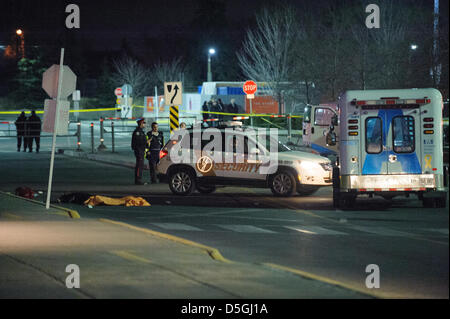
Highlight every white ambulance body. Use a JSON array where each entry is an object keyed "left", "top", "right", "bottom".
[
  {"left": 302, "top": 103, "right": 339, "bottom": 157},
  {"left": 333, "top": 88, "right": 447, "bottom": 208}
]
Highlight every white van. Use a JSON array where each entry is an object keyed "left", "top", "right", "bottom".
[
  {"left": 302, "top": 103, "right": 339, "bottom": 157},
  {"left": 330, "top": 88, "right": 447, "bottom": 208}
]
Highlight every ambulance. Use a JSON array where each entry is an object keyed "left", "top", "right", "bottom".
[{"left": 330, "top": 88, "right": 448, "bottom": 208}]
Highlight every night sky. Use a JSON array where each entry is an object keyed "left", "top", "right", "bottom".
[
  {"left": 1, "top": 0, "right": 441, "bottom": 51},
  {"left": 0, "top": 0, "right": 302, "bottom": 49},
  {"left": 0, "top": 0, "right": 446, "bottom": 99}
]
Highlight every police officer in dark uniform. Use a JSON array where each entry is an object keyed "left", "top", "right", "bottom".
[
  {"left": 27, "top": 110, "right": 41, "bottom": 153},
  {"left": 202, "top": 101, "right": 210, "bottom": 124},
  {"left": 146, "top": 122, "right": 164, "bottom": 184},
  {"left": 131, "top": 118, "right": 147, "bottom": 185},
  {"left": 15, "top": 111, "right": 27, "bottom": 152}
]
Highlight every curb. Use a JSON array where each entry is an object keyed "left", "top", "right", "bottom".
[
  {"left": 63, "top": 150, "right": 139, "bottom": 169},
  {"left": 0, "top": 191, "right": 80, "bottom": 219},
  {"left": 262, "top": 263, "right": 403, "bottom": 299},
  {"left": 99, "top": 218, "right": 231, "bottom": 263},
  {"left": 100, "top": 218, "right": 390, "bottom": 298}
]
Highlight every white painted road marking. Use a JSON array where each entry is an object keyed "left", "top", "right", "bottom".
[
  {"left": 148, "top": 222, "right": 446, "bottom": 239},
  {"left": 350, "top": 226, "right": 415, "bottom": 237},
  {"left": 217, "top": 225, "right": 276, "bottom": 233},
  {"left": 421, "top": 228, "right": 449, "bottom": 236},
  {"left": 151, "top": 223, "right": 203, "bottom": 231},
  {"left": 285, "top": 226, "right": 348, "bottom": 235}
]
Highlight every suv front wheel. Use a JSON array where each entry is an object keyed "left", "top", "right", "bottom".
[
  {"left": 168, "top": 168, "right": 196, "bottom": 196},
  {"left": 270, "top": 170, "right": 296, "bottom": 197}
]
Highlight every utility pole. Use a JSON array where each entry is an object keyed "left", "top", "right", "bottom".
[{"left": 432, "top": 0, "right": 441, "bottom": 86}]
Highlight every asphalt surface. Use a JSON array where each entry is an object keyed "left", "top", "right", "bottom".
[
  {"left": 0, "top": 138, "right": 448, "bottom": 299},
  {"left": 3, "top": 194, "right": 361, "bottom": 299}
]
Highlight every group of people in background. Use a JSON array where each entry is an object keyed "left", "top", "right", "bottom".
[
  {"left": 202, "top": 98, "right": 242, "bottom": 123},
  {"left": 14, "top": 111, "right": 42, "bottom": 153}
]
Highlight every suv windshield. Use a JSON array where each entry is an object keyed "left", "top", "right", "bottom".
[{"left": 261, "top": 136, "right": 291, "bottom": 153}]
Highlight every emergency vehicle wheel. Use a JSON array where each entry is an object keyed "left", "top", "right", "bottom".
[
  {"left": 196, "top": 184, "right": 216, "bottom": 194},
  {"left": 270, "top": 170, "right": 296, "bottom": 197},
  {"left": 333, "top": 189, "right": 340, "bottom": 208},
  {"left": 168, "top": 168, "right": 196, "bottom": 196},
  {"left": 341, "top": 196, "right": 356, "bottom": 209},
  {"left": 332, "top": 166, "right": 340, "bottom": 208},
  {"left": 423, "top": 197, "right": 446, "bottom": 208},
  {"left": 436, "top": 197, "right": 447, "bottom": 208}
]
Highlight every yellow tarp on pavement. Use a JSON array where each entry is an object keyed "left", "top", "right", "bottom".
[{"left": 84, "top": 195, "right": 151, "bottom": 207}]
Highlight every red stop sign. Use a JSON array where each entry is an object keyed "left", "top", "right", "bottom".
[
  {"left": 243, "top": 80, "right": 257, "bottom": 95},
  {"left": 114, "top": 88, "right": 123, "bottom": 96}
]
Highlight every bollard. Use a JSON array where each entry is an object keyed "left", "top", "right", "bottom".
[
  {"left": 287, "top": 113, "right": 292, "bottom": 140},
  {"left": 111, "top": 122, "right": 115, "bottom": 153},
  {"left": 76, "top": 122, "right": 82, "bottom": 151},
  {"left": 90, "top": 122, "right": 94, "bottom": 153},
  {"left": 98, "top": 117, "right": 107, "bottom": 151}
]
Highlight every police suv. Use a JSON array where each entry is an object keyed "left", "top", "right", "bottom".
[{"left": 157, "top": 122, "right": 333, "bottom": 196}]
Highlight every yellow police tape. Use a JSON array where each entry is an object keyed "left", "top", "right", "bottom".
[
  {"left": 0, "top": 105, "right": 303, "bottom": 118},
  {"left": 0, "top": 107, "right": 120, "bottom": 115},
  {"left": 133, "top": 105, "right": 303, "bottom": 118}
]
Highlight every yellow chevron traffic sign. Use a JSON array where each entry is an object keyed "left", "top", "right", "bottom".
[{"left": 170, "top": 105, "right": 179, "bottom": 133}]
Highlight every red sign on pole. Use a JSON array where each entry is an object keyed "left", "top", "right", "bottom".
[
  {"left": 114, "top": 88, "right": 123, "bottom": 96},
  {"left": 243, "top": 80, "right": 257, "bottom": 95},
  {"left": 245, "top": 96, "right": 279, "bottom": 114}
]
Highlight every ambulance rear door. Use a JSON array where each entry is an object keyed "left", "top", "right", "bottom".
[{"left": 360, "top": 100, "right": 422, "bottom": 175}]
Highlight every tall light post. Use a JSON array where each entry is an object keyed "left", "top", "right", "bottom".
[
  {"left": 432, "top": 0, "right": 441, "bottom": 86},
  {"left": 207, "top": 48, "right": 215, "bottom": 82},
  {"left": 409, "top": 44, "right": 418, "bottom": 64},
  {"left": 16, "top": 29, "right": 25, "bottom": 59}
]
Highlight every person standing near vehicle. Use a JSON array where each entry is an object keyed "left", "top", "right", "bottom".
[
  {"left": 228, "top": 99, "right": 241, "bottom": 114},
  {"left": 131, "top": 118, "right": 147, "bottom": 185},
  {"left": 146, "top": 122, "right": 164, "bottom": 184},
  {"left": 217, "top": 98, "right": 225, "bottom": 122},
  {"left": 210, "top": 99, "right": 220, "bottom": 127},
  {"left": 202, "top": 101, "right": 210, "bottom": 123},
  {"left": 15, "top": 111, "right": 27, "bottom": 152},
  {"left": 27, "top": 110, "right": 41, "bottom": 153}
]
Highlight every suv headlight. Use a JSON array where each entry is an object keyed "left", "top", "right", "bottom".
[
  {"left": 319, "top": 162, "right": 333, "bottom": 171},
  {"left": 297, "top": 161, "right": 318, "bottom": 170}
]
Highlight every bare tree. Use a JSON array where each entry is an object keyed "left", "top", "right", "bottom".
[
  {"left": 237, "top": 6, "right": 298, "bottom": 113},
  {"left": 112, "top": 55, "right": 151, "bottom": 98},
  {"left": 153, "top": 57, "right": 185, "bottom": 88},
  {"left": 368, "top": 0, "right": 411, "bottom": 88}
]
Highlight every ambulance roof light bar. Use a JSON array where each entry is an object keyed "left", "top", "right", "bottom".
[{"left": 351, "top": 98, "right": 431, "bottom": 106}]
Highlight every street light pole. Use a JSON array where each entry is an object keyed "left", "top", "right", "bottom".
[
  {"left": 432, "top": 0, "right": 441, "bottom": 86},
  {"left": 207, "top": 48, "right": 215, "bottom": 82},
  {"left": 16, "top": 29, "right": 25, "bottom": 59}
]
